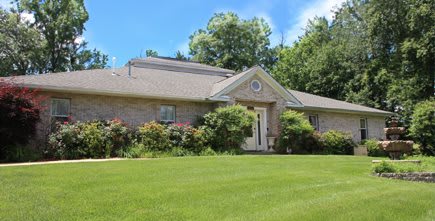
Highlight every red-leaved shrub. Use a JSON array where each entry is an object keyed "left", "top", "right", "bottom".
[{"left": 0, "top": 79, "right": 45, "bottom": 158}]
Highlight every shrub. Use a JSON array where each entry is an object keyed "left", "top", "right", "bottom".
[
  {"left": 409, "top": 99, "right": 435, "bottom": 156},
  {"left": 137, "top": 121, "right": 170, "bottom": 151},
  {"left": 202, "top": 105, "right": 255, "bottom": 151},
  {"left": 321, "top": 130, "right": 356, "bottom": 155},
  {"left": 363, "top": 138, "right": 386, "bottom": 157},
  {"left": 47, "top": 119, "right": 131, "bottom": 159},
  {"left": 199, "top": 147, "right": 217, "bottom": 156},
  {"left": 116, "top": 143, "right": 146, "bottom": 158},
  {"left": 167, "top": 122, "right": 207, "bottom": 153},
  {"left": 372, "top": 161, "right": 426, "bottom": 173},
  {"left": 276, "top": 110, "right": 314, "bottom": 153},
  {"left": 0, "top": 80, "right": 45, "bottom": 160}
]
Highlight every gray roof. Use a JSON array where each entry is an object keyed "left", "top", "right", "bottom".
[
  {"left": 289, "top": 89, "right": 392, "bottom": 115},
  {"left": 2, "top": 57, "right": 392, "bottom": 115}
]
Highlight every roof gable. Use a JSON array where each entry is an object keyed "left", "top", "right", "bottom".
[{"left": 210, "top": 66, "right": 303, "bottom": 107}]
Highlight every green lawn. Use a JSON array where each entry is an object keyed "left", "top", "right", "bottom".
[{"left": 0, "top": 155, "right": 434, "bottom": 221}]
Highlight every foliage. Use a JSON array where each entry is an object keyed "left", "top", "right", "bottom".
[
  {"left": 145, "top": 49, "right": 158, "bottom": 57},
  {"left": 199, "top": 147, "right": 217, "bottom": 156},
  {"left": 363, "top": 138, "right": 386, "bottom": 157},
  {"left": 189, "top": 12, "right": 275, "bottom": 71},
  {"left": 409, "top": 99, "right": 435, "bottom": 156},
  {"left": 276, "top": 110, "right": 314, "bottom": 153},
  {"left": 272, "top": 0, "right": 435, "bottom": 125},
  {"left": 0, "top": 80, "right": 44, "bottom": 159},
  {"left": 372, "top": 161, "right": 426, "bottom": 173},
  {"left": 137, "top": 121, "right": 171, "bottom": 151},
  {"left": 47, "top": 119, "right": 131, "bottom": 159},
  {"left": 0, "top": 1, "right": 107, "bottom": 76},
  {"left": 320, "top": 130, "right": 356, "bottom": 155},
  {"left": 202, "top": 105, "right": 255, "bottom": 151},
  {"left": 167, "top": 122, "right": 207, "bottom": 153},
  {"left": 116, "top": 143, "right": 146, "bottom": 159}
]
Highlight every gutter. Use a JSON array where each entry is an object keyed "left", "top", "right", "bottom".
[
  {"left": 21, "top": 84, "right": 218, "bottom": 103},
  {"left": 289, "top": 105, "right": 394, "bottom": 117}
]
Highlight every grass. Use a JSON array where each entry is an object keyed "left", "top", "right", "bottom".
[{"left": 0, "top": 155, "right": 434, "bottom": 221}]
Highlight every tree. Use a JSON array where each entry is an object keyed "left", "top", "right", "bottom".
[
  {"left": 145, "top": 49, "right": 158, "bottom": 57},
  {"left": 0, "top": 7, "right": 45, "bottom": 76},
  {"left": 272, "top": 0, "right": 435, "bottom": 125},
  {"left": 174, "top": 50, "right": 188, "bottom": 61},
  {"left": 409, "top": 99, "right": 435, "bottom": 156},
  {"left": 189, "top": 12, "right": 273, "bottom": 71},
  {"left": 0, "top": 80, "right": 45, "bottom": 159},
  {"left": 0, "top": 0, "right": 108, "bottom": 76}
]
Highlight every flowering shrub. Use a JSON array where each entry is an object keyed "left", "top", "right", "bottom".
[
  {"left": 167, "top": 122, "right": 207, "bottom": 153},
  {"left": 0, "top": 79, "right": 45, "bottom": 159},
  {"left": 47, "top": 119, "right": 131, "bottom": 159},
  {"left": 137, "top": 121, "right": 170, "bottom": 151}
]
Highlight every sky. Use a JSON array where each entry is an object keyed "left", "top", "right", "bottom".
[{"left": 0, "top": 0, "right": 346, "bottom": 66}]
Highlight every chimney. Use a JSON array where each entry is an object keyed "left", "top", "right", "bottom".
[
  {"left": 112, "top": 57, "right": 116, "bottom": 75},
  {"left": 128, "top": 61, "right": 131, "bottom": 78}
]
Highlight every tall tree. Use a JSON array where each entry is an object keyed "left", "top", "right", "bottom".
[
  {"left": 0, "top": 0, "right": 108, "bottom": 76},
  {"left": 273, "top": 0, "right": 434, "bottom": 125},
  {"left": 189, "top": 12, "right": 273, "bottom": 71}
]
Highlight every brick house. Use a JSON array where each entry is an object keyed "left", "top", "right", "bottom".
[{"left": 5, "top": 57, "right": 392, "bottom": 151}]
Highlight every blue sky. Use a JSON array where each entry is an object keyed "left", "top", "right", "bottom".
[{"left": 1, "top": 0, "right": 345, "bottom": 66}]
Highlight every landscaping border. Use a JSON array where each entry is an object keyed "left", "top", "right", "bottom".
[{"left": 376, "top": 172, "right": 435, "bottom": 183}]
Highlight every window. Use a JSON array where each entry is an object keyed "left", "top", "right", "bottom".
[
  {"left": 250, "top": 80, "right": 262, "bottom": 92},
  {"left": 360, "top": 118, "right": 368, "bottom": 140},
  {"left": 309, "top": 115, "right": 319, "bottom": 131},
  {"left": 51, "top": 98, "right": 70, "bottom": 117},
  {"left": 160, "top": 105, "right": 175, "bottom": 123}
]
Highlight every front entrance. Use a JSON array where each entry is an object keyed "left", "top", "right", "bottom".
[{"left": 244, "top": 107, "right": 267, "bottom": 151}]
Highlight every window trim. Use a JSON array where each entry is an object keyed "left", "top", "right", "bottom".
[
  {"left": 50, "top": 98, "right": 71, "bottom": 117},
  {"left": 308, "top": 114, "right": 319, "bottom": 131},
  {"left": 160, "top": 104, "right": 176, "bottom": 123},
  {"left": 250, "top": 80, "right": 262, "bottom": 92},
  {"left": 360, "top": 118, "right": 368, "bottom": 140}
]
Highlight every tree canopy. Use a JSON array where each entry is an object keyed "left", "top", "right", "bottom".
[
  {"left": 189, "top": 12, "right": 276, "bottom": 71},
  {"left": 0, "top": 0, "right": 107, "bottom": 76},
  {"left": 272, "top": 0, "right": 435, "bottom": 125}
]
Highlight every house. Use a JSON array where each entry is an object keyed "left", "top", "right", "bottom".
[{"left": 4, "top": 57, "right": 392, "bottom": 151}]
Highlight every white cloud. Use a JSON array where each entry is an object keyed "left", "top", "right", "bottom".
[
  {"left": 20, "top": 12, "right": 35, "bottom": 24},
  {"left": 74, "top": 36, "right": 85, "bottom": 45},
  {"left": 0, "top": 0, "right": 13, "bottom": 9},
  {"left": 286, "top": 0, "right": 346, "bottom": 43}
]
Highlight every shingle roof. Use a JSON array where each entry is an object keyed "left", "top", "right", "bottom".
[
  {"left": 5, "top": 59, "right": 228, "bottom": 100},
  {"left": 288, "top": 89, "right": 393, "bottom": 115},
  {"left": 2, "top": 57, "right": 392, "bottom": 115}
]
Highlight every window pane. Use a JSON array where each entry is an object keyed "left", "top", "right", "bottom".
[
  {"left": 51, "top": 99, "right": 70, "bottom": 116},
  {"left": 160, "top": 105, "right": 175, "bottom": 122},
  {"left": 309, "top": 115, "right": 318, "bottom": 130},
  {"left": 361, "top": 129, "right": 367, "bottom": 140},
  {"left": 360, "top": 119, "right": 366, "bottom": 129}
]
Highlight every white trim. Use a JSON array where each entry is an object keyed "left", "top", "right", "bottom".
[
  {"left": 50, "top": 98, "right": 70, "bottom": 117},
  {"left": 291, "top": 106, "right": 392, "bottom": 117},
  {"left": 250, "top": 80, "right": 262, "bottom": 92},
  {"left": 22, "top": 84, "right": 214, "bottom": 102},
  {"left": 210, "top": 66, "right": 303, "bottom": 107}
]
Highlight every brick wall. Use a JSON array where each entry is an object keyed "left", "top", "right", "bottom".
[
  {"left": 299, "top": 110, "right": 386, "bottom": 143},
  {"left": 35, "top": 91, "right": 216, "bottom": 145}
]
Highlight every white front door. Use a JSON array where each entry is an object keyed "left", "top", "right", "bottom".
[{"left": 244, "top": 108, "right": 267, "bottom": 151}]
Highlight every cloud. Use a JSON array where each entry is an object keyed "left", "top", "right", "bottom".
[
  {"left": 0, "top": 0, "right": 13, "bottom": 9},
  {"left": 20, "top": 12, "right": 35, "bottom": 24},
  {"left": 286, "top": 0, "right": 346, "bottom": 43}
]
